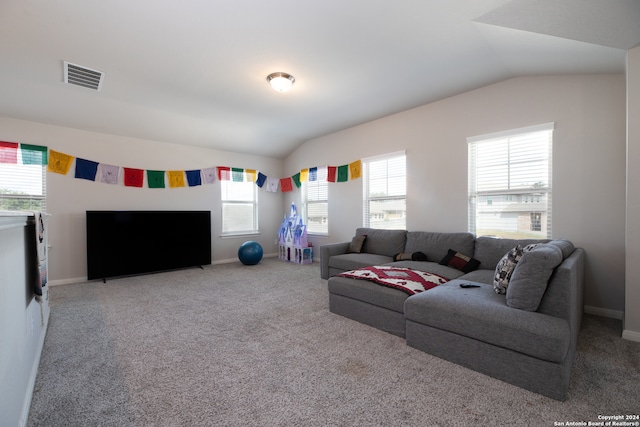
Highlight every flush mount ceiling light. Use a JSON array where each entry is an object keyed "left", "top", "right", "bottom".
[{"left": 266, "top": 72, "right": 295, "bottom": 92}]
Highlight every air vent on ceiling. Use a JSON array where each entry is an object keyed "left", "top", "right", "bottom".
[{"left": 63, "top": 61, "right": 104, "bottom": 91}]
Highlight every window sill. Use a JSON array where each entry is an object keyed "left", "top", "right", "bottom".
[{"left": 220, "top": 231, "right": 260, "bottom": 239}]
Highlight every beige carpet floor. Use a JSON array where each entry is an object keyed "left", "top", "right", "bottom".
[{"left": 28, "top": 258, "right": 640, "bottom": 426}]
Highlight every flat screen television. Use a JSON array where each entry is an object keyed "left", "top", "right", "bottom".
[{"left": 86, "top": 210, "right": 211, "bottom": 280}]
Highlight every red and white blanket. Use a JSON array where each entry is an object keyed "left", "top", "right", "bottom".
[{"left": 337, "top": 266, "right": 448, "bottom": 295}]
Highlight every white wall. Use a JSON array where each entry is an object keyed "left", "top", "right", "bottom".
[
  {"left": 0, "top": 117, "right": 285, "bottom": 283},
  {"left": 625, "top": 47, "right": 640, "bottom": 341},
  {"left": 285, "top": 74, "right": 627, "bottom": 315}
]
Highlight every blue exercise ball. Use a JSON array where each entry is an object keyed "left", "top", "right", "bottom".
[{"left": 238, "top": 241, "right": 263, "bottom": 265}]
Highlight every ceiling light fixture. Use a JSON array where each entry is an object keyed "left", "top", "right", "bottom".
[{"left": 266, "top": 72, "right": 295, "bottom": 92}]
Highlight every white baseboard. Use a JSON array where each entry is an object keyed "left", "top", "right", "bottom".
[
  {"left": 584, "top": 305, "right": 623, "bottom": 320},
  {"left": 48, "top": 277, "right": 87, "bottom": 286},
  {"left": 622, "top": 329, "right": 640, "bottom": 343}
]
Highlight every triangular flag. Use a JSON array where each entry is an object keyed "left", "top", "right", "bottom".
[
  {"left": 74, "top": 158, "right": 99, "bottom": 181},
  {"left": 349, "top": 160, "right": 362, "bottom": 180},
  {"left": 292, "top": 172, "right": 301, "bottom": 188},
  {"left": 256, "top": 172, "right": 267, "bottom": 188},
  {"left": 280, "top": 177, "right": 293, "bottom": 192},
  {"left": 48, "top": 150, "right": 74, "bottom": 175},
  {"left": 217, "top": 166, "right": 231, "bottom": 181},
  {"left": 99, "top": 164, "right": 119, "bottom": 184},
  {"left": 147, "top": 170, "right": 165, "bottom": 188},
  {"left": 202, "top": 167, "right": 216, "bottom": 184},
  {"left": 327, "top": 166, "right": 337, "bottom": 182},
  {"left": 168, "top": 171, "right": 185, "bottom": 188},
  {"left": 232, "top": 168, "right": 244, "bottom": 182},
  {"left": 20, "top": 144, "right": 48, "bottom": 165},
  {"left": 245, "top": 169, "right": 257, "bottom": 183},
  {"left": 337, "top": 165, "right": 349, "bottom": 182},
  {"left": 309, "top": 167, "right": 317, "bottom": 181},
  {"left": 124, "top": 167, "right": 144, "bottom": 187},
  {"left": 300, "top": 169, "right": 309, "bottom": 182},
  {"left": 266, "top": 177, "right": 279, "bottom": 192},
  {"left": 186, "top": 170, "right": 202, "bottom": 187},
  {"left": 0, "top": 141, "right": 19, "bottom": 164}
]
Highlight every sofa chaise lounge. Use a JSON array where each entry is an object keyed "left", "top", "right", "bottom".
[{"left": 321, "top": 228, "right": 585, "bottom": 401}]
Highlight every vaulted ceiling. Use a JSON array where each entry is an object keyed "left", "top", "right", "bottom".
[{"left": 1, "top": 0, "right": 638, "bottom": 158}]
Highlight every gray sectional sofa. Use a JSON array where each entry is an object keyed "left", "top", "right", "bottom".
[{"left": 321, "top": 228, "right": 585, "bottom": 401}]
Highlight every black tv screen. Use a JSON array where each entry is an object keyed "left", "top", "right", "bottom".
[{"left": 86, "top": 210, "right": 211, "bottom": 280}]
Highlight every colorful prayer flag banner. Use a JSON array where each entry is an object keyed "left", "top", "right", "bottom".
[
  {"left": 256, "top": 172, "right": 267, "bottom": 188},
  {"left": 99, "top": 164, "right": 119, "bottom": 184},
  {"left": 186, "top": 170, "right": 202, "bottom": 187},
  {"left": 147, "top": 170, "right": 165, "bottom": 188},
  {"left": 309, "top": 167, "right": 317, "bottom": 181},
  {"left": 266, "top": 177, "right": 279, "bottom": 192},
  {"left": 217, "top": 166, "right": 231, "bottom": 181},
  {"left": 292, "top": 172, "right": 301, "bottom": 188},
  {"left": 300, "top": 169, "right": 309, "bottom": 182},
  {"left": 232, "top": 167, "right": 244, "bottom": 182},
  {"left": 245, "top": 169, "right": 257, "bottom": 183},
  {"left": 0, "top": 141, "right": 19, "bottom": 164},
  {"left": 202, "top": 167, "right": 216, "bottom": 184},
  {"left": 349, "top": 160, "right": 362, "bottom": 180},
  {"left": 74, "top": 158, "right": 99, "bottom": 181},
  {"left": 317, "top": 166, "right": 328, "bottom": 181},
  {"left": 124, "top": 167, "right": 144, "bottom": 187},
  {"left": 280, "top": 177, "right": 293, "bottom": 192},
  {"left": 337, "top": 164, "right": 349, "bottom": 182},
  {"left": 20, "top": 144, "right": 48, "bottom": 165},
  {"left": 48, "top": 149, "right": 74, "bottom": 175},
  {"left": 168, "top": 170, "right": 185, "bottom": 188},
  {"left": 327, "top": 166, "right": 337, "bottom": 182}
]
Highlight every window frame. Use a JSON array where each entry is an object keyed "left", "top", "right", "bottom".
[
  {"left": 362, "top": 151, "right": 406, "bottom": 230},
  {"left": 302, "top": 178, "right": 329, "bottom": 236},
  {"left": 467, "top": 122, "right": 553, "bottom": 239},
  {"left": 220, "top": 179, "right": 258, "bottom": 236},
  {"left": 0, "top": 148, "right": 47, "bottom": 212}
]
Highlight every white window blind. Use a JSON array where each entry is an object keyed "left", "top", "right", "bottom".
[
  {"left": 221, "top": 179, "right": 258, "bottom": 234},
  {"left": 468, "top": 123, "right": 553, "bottom": 239},
  {"left": 0, "top": 149, "right": 47, "bottom": 212},
  {"left": 302, "top": 179, "right": 328, "bottom": 235},
  {"left": 362, "top": 151, "right": 406, "bottom": 230}
]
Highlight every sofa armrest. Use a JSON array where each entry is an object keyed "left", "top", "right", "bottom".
[
  {"left": 538, "top": 248, "right": 585, "bottom": 346},
  {"left": 320, "top": 242, "right": 350, "bottom": 279}
]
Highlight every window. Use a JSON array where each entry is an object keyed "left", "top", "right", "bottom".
[
  {"left": 362, "top": 151, "right": 406, "bottom": 229},
  {"left": 220, "top": 180, "right": 258, "bottom": 234},
  {"left": 468, "top": 123, "right": 553, "bottom": 239},
  {"left": 302, "top": 179, "right": 328, "bottom": 235},
  {"left": 0, "top": 144, "right": 47, "bottom": 212}
]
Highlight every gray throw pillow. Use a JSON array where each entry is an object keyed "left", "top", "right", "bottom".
[
  {"left": 492, "top": 243, "right": 538, "bottom": 294},
  {"left": 506, "top": 244, "right": 563, "bottom": 311},
  {"left": 348, "top": 234, "right": 367, "bottom": 253}
]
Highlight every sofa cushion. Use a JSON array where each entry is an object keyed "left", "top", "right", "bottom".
[
  {"left": 404, "top": 231, "right": 475, "bottom": 263},
  {"left": 393, "top": 251, "right": 427, "bottom": 261},
  {"left": 506, "top": 244, "right": 564, "bottom": 311},
  {"left": 404, "top": 280, "right": 570, "bottom": 362},
  {"left": 492, "top": 243, "right": 539, "bottom": 294},
  {"left": 328, "top": 275, "right": 409, "bottom": 313},
  {"left": 355, "top": 228, "right": 407, "bottom": 257},
  {"left": 474, "top": 236, "right": 549, "bottom": 270},
  {"left": 547, "top": 239, "right": 575, "bottom": 259},
  {"left": 458, "top": 268, "right": 495, "bottom": 285},
  {"left": 439, "top": 249, "right": 480, "bottom": 273},
  {"left": 387, "top": 260, "right": 465, "bottom": 280},
  {"left": 329, "top": 253, "right": 394, "bottom": 272}
]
